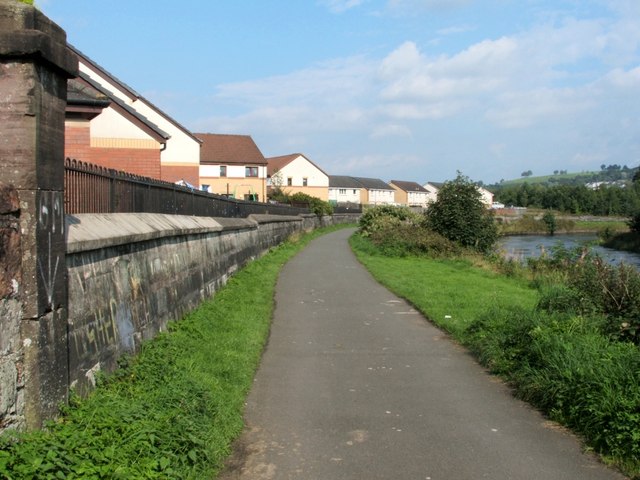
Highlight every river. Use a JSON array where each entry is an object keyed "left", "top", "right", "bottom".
[{"left": 497, "top": 233, "right": 640, "bottom": 268}]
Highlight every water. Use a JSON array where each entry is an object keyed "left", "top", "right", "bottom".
[{"left": 497, "top": 233, "right": 640, "bottom": 268}]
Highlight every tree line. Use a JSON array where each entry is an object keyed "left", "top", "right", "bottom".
[{"left": 494, "top": 181, "right": 640, "bottom": 216}]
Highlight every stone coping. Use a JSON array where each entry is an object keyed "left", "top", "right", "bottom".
[{"left": 65, "top": 213, "right": 304, "bottom": 254}]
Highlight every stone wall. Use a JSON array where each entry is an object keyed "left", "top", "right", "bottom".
[
  {"left": 65, "top": 212, "right": 357, "bottom": 395},
  {"left": 0, "top": 0, "right": 78, "bottom": 430},
  {"left": 0, "top": 184, "right": 23, "bottom": 430}
]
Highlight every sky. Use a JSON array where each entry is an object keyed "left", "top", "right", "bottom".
[{"left": 40, "top": 0, "right": 640, "bottom": 185}]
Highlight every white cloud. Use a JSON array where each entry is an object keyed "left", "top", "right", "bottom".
[
  {"left": 485, "top": 87, "right": 594, "bottom": 129},
  {"left": 604, "top": 65, "right": 640, "bottom": 88}
]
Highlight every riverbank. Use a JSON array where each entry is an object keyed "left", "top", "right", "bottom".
[
  {"left": 497, "top": 210, "right": 628, "bottom": 237},
  {"left": 602, "top": 231, "right": 640, "bottom": 254}
]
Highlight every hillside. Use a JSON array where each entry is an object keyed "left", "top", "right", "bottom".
[{"left": 488, "top": 165, "right": 638, "bottom": 189}]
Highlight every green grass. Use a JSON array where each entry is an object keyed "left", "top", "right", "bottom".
[
  {"left": 0, "top": 224, "right": 355, "bottom": 479},
  {"left": 349, "top": 234, "right": 538, "bottom": 336}
]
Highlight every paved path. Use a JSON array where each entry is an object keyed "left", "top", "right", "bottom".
[{"left": 220, "top": 228, "right": 626, "bottom": 480}]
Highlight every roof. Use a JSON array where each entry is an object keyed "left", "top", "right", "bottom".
[
  {"left": 424, "top": 181, "right": 444, "bottom": 189},
  {"left": 329, "top": 176, "right": 363, "bottom": 188},
  {"left": 75, "top": 72, "right": 170, "bottom": 143},
  {"left": 329, "top": 176, "right": 393, "bottom": 190},
  {"left": 351, "top": 176, "right": 394, "bottom": 191},
  {"left": 69, "top": 44, "right": 201, "bottom": 145},
  {"left": 390, "top": 180, "right": 428, "bottom": 193},
  {"left": 67, "top": 78, "right": 110, "bottom": 108},
  {"left": 197, "top": 133, "right": 267, "bottom": 165},
  {"left": 66, "top": 78, "right": 111, "bottom": 120},
  {"left": 266, "top": 153, "right": 329, "bottom": 177}
]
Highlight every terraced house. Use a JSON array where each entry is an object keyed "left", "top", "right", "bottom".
[
  {"left": 197, "top": 133, "right": 268, "bottom": 201},
  {"left": 389, "top": 180, "right": 430, "bottom": 207}
]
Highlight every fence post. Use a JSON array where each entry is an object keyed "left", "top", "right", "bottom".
[{"left": 0, "top": 0, "right": 78, "bottom": 430}]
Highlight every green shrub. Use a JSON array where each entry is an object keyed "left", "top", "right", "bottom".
[
  {"left": 358, "top": 205, "right": 417, "bottom": 237},
  {"left": 367, "top": 222, "right": 459, "bottom": 258},
  {"left": 288, "top": 192, "right": 334, "bottom": 216},
  {"left": 565, "top": 258, "right": 640, "bottom": 343},
  {"left": 424, "top": 173, "right": 498, "bottom": 253}
]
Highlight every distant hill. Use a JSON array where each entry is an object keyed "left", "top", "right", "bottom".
[{"left": 488, "top": 165, "right": 639, "bottom": 190}]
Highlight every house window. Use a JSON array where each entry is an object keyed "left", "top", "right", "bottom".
[
  {"left": 339, "top": 189, "right": 346, "bottom": 194},
  {"left": 220, "top": 166, "right": 227, "bottom": 177},
  {"left": 287, "top": 177, "right": 293, "bottom": 186},
  {"left": 245, "top": 166, "right": 258, "bottom": 177},
  {"left": 302, "top": 177, "right": 308, "bottom": 187},
  {"left": 352, "top": 189, "right": 357, "bottom": 194},
  {"left": 201, "top": 184, "right": 210, "bottom": 192}
]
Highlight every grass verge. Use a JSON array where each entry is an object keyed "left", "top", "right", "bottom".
[
  {"left": 349, "top": 233, "right": 538, "bottom": 336},
  {"left": 0, "top": 224, "right": 354, "bottom": 480}
]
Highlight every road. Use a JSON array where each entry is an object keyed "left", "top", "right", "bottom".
[{"left": 219, "top": 228, "right": 626, "bottom": 480}]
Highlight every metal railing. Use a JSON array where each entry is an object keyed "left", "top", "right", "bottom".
[{"left": 64, "top": 159, "right": 309, "bottom": 217}]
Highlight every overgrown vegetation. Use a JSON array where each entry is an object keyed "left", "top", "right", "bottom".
[
  {"left": 491, "top": 177, "right": 640, "bottom": 217},
  {"left": 351, "top": 206, "right": 640, "bottom": 477},
  {"left": 0, "top": 224, "right": 352, "bottom": 479},
  {"left": 268, "top": 187, "right": 333, "bottom": 217},
  {"left": 359, "top": 174, "right": 499, "bottom": 256}
]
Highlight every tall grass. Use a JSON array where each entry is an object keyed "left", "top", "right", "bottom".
[{"left": 0, "top": 224, "right": 354, "bottom": 479}]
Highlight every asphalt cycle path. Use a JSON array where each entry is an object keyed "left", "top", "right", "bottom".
[{"left": 220, "top": 228, "right": 626, "bottom": 480}]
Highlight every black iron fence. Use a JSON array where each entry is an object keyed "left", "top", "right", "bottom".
[{"left": 64, "top": 159, "right": 310, "bottom": 217}]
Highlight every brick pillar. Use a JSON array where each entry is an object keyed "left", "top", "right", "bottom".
[{"left": 0, "top": 0, "right": 77, "bottom": 429}]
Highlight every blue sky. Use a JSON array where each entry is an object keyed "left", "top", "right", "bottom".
[{"left": 41, "top": 0, "right": 640, "bottom": 184}]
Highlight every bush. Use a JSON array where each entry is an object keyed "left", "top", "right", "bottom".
[
  {"left": 358, "top": 205, "right": 418, "bottom": 237},
  {"left": 567, "top": 259, "right": 640, "bottom": 343},
  {"left": 288, "top": 192, "right": 334, "bottom": 216},
  {"left": 368, "top": 222, "right": 459, "bottom": 258},
  {"left": 424, "top": 173, "right": 498, "bottom": 253}
]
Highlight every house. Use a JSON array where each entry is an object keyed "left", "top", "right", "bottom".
[
  {"left": 69, "top": 45, "right": 202, "bottom": 185},
  {"left": 423, "top": 181, "right": 494, "bottom": 208},
  {"left": 329, "top": 176, "right": 395, "bottom": 205},
  {"left": 477, "top": 186, "right": 495, "bottom": 207},
  {"left": 197, "top": 133, "right": 267, "bottom": 201},
  {"left": 423, "top": 182, "right": 442, "bottom": 204},
  {"left": 65, "top": 74, "right": 170, "bottom": 179},
  {"left": 389, "top": 180, "right": 430, "bottom": 207},
  {"left": 354, "top": 177, "right": 395, "bottom": 205},
  {"left": 267, "top": 153, "right": 329, "bottom": 200},
  {"left": 328, "top": 176, "right": 363, "bottom": 205}
]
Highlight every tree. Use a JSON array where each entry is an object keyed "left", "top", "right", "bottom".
[
  {"left": 424, "top": 173, "right": 498, "bottom": 253},
  {"left": 542, "top": 211, "right": 557, "bottom": 235}
]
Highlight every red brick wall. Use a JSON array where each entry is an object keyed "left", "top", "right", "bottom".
[
  {"left": 65, "top": 125, "right": 92, "bottom": 162},
  {"left": 161, "top": 165, "right": 200, "bottom": 187},
  {"left": 90, "top": 148, "right": 161, "bottom": 179}
]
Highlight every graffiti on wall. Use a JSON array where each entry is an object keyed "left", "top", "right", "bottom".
[{"left": 37, "top": 190, "right": 64, "bottom": 312}]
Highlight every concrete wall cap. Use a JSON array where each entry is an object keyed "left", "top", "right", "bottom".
[
  {"left": 65, "top": 213, "right": 254, "bottom": 253},
  {"left": 249, "top": 214, "right": 304, "bottom": 224}
]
